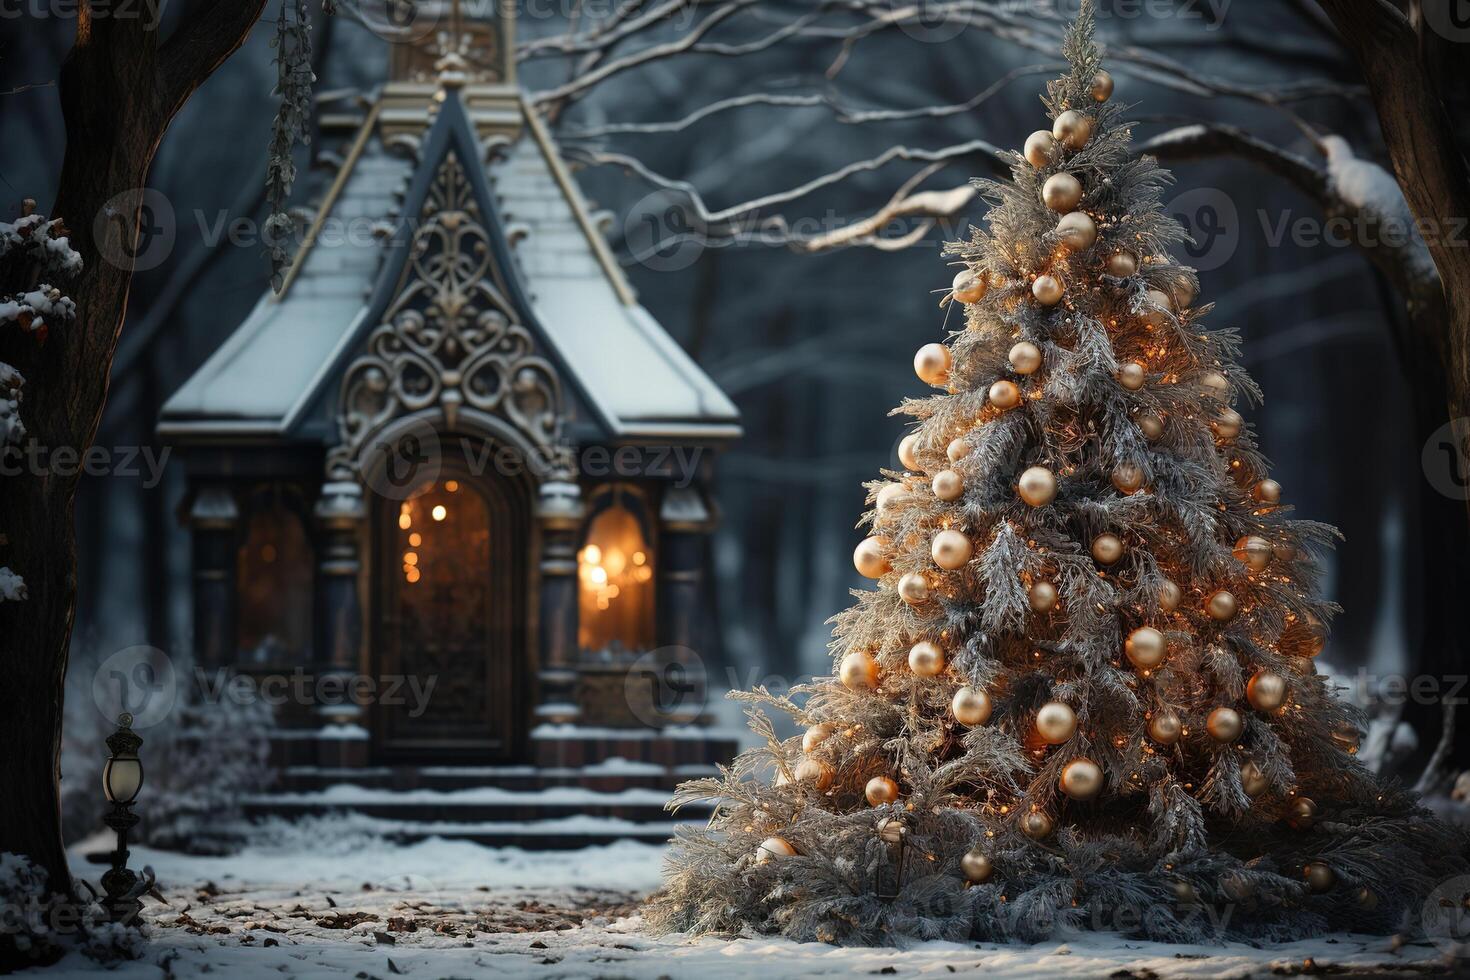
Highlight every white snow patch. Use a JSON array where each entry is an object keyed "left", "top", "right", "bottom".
[
  {"left": 52, "top": 828, "right": 1457, "bottom": 979},
  {"left": 1323, "top": 134, "right": 1439, "bottom": 285}
]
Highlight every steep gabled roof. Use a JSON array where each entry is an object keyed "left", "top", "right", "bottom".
[{"left": 158, "top": 86, "right": 740, "bottom": 446}]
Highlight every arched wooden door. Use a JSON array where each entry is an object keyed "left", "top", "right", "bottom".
[{"left": 373, "top": 453, "right": 531, "bottom": 762}]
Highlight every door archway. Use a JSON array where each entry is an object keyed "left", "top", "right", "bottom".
[{"left": 372, "top": 438, "right": 533, "bottom": 762}]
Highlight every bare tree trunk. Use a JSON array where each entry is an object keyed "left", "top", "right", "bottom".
[
  {"left": 0, "top": 1, "right": 265, "bottom": 924},
  {"left": 1316, "top": 0, "right": 1470, "bottom": 768}
]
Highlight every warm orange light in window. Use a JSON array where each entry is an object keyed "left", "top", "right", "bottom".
[
  {"left": 403, "top": 552, "right": 418, "bottom": 567},
  {"left": 398, "top": 513, "right": 412, "bottom": 530},
  {"left": 445, "top": 480, "right": 459, "bottom": 493},
  {"left": 405, "top": 567, "right": 421, "bottom": 583},
  {"left": 409, "top": 533, "right": 422, "bottom": 547},
  {"left": 578, "top": 501, "right": 655, "bottom": 652}
]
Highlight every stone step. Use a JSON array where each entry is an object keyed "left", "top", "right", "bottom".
[
  {"left": 276, "top": 761, "right": 719, "bottom": 794},
  {"left": 242, "top": 784, "right": 715, "bottom": 828},
  {"left": 530, "top": 724, "right": 740, "bottom": 768},
  {"left": 372, "top": 816, "right": 696, "bottom": 850}
]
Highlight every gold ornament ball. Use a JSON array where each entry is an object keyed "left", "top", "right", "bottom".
[
  {"left": 1036, "top": 701, "right": 1078, "bottom": 745},
  {"left": 1331, "top": 721, "right": 1361, "bottom": 753},
  {"left": 1207, "top": 589, "right": 1239, "bottom": 622},
  {"left": 1043, "top": 172, "right": 1084, "bottom": 212},
  {"left": 932, "top": 469, "right": 965, "bottom": 502},
  {"left": 898, "top": 572, "right": 930, "bottom": 605},
  {"left": 1018, "top": 466, "right": 1058, "bottom": 507},
  {"left": 1200, "top": 371, "right": 1229, "bottom": 397},
  {"left": 1304, "top": 862, "right": 1336, "bottom": 893},
  {"left": 1223, "top": 875, "right": 1255, "bottom": 902},
  {"left": 794, "top": 757, "right": 833, "bottom": 791},
  {"left": 1173, "top": 278, "right": 1198, "bottom": 308},
  {"left": 865, "top": 775, "right": 900, "bottom": 806},
  {"left": 1090, "top": 69, "right": 1115, "bottom": 102},
  {"left": 1273, "top": 539, "right": 1297, "bottom": 562},
  {"left": 1091, "top": 533, "right": 1124, "bottom": 565},
  {"left": 908, "top": 640, "right": 946, "bottom": 677},
  {"left": 1233, "top": 535, "right": 1272, "bottom": 572},
  {"left": 990, "top": 379, "right": 1023, "bottom": 410},
  {"left": 931, "top": 529, "right": 973, "bottom": 570},
  {"left": 1246, "top": 670, "right": 1287, "bottom": 712},
  {"left": 1052, "top": 109, "right": 1093, "bottom": 150},
  {"left": 1158, "top": 579, "right": 1182, "bottom": 613},
  {"left": 757, "top": 837, "right": 797, "bottom": 863},
  {"left": 1173, "top": 880, "right": 1198, "bottom": 904},
  {"left": 1118, "top": 362, "right": 1147, "bottom": 391},
  {"left": 1029, "top": 580, "right": 1059, "bottom": 613},
  {"left": 960, "top": 848, "right": 994, "bottom": 883},
  {"left": 1112, "top": 462, "right": 1145, "bottom": 495},
  {"left": 1024, "top": 130, "right": 1061, "bottom": 169},
  {"left": 839, "top": 650, "right": 879, "bottom": 690},
  {"left": 1138, "top": 413, "right": 1164, "bottom": 441},
  {"left": 1057, "top": 211, "right": 1098, "bottom": 251},
  {"left": 1149, "top": 710, "right": 1182, "bottom": 745},
  {"left": 1020, "top": 811, "right": 1054, "bottom": 840},
  {"left": 1125, "top": 626, "right": 1167, "bottom": 669},
  {"left": 1107, "top": 251, "right": 1139, "bottom": 277},
  {"left": 1240, "top": 760, "right": 1269, "bottom": 798},
  {"left": 877, "top": 816, "right": 906, "bottom": 843},
  {"left": 1289, "top": 796, "right": 1318, "bottom": 830},
  {"left": 947, "top": 437, "right": 971, "bottom": 463},
  {"left": 1206, "top": 706, "right": 1244, "bottom": 743},
  {"left": 1252, "top": 479, "right": 1283, "bottom": 505},
  {"left": 1008, "top": 340, "right": 1043, "bottom": 375},
  {"left": 1060, "top": 758, "right": 1104, "bottom": 800},
  {"left": 876, "top": 482, "right": 907, "bottom": 515},
  {"left": 914, "top": 343, "right": 953, "bottom": 385},
  {"left": 1032, "top": 274, "right": 1065, "bottom": 306},
  {"left": 898, "top": 434, "right": 921, "bottom": 471},
  {"left": 802, "top": 722, "right": 836, "bottom": 753},
  {"left": 1213, "top": 408, "right": 1244, "bottom": 442},
  {"left": 951, "top": 686, "right": 992, "bottom": 726},
  {"left": 952, "top": 269, "right": 988, "bottom": 304},
  {"left": 853, "top": 536, "right": 890, "bottom": 579}
]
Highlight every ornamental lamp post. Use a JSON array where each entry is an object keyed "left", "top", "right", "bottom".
[{"left": 101, "top": 712, "right": 145, "bottom": 925}]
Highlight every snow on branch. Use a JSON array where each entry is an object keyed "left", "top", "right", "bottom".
[{"left": 0, "top": 199, "right": 81, "bottom": 604}]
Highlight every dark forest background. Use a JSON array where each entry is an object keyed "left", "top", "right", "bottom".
[{"left": 0, "top": 1, "right": 1429, "bottom": 721}]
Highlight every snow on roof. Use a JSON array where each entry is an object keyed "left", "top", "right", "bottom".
[{"left": 158, "top": 90, "right": 739, "bottom": 445}]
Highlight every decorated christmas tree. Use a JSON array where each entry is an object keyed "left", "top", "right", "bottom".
[{"left": 649, "top": 3, "right": 1464, "bottom": 945}]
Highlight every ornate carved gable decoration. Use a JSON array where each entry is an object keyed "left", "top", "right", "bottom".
[{"left": 326, "top": 144, "right": 566, "bottom": 484}]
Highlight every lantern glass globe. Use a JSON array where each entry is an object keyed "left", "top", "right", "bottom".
[{"left": 103, "top": 755, "right": 143, "bottom": 805}]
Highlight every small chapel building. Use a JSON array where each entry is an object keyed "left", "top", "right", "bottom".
[{"left": 156, "top": 7, "right": 740, "bottom": 841}]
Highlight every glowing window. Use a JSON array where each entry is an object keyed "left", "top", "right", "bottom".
[{"left": 578, "top": 503, "right": 655, "bottom": 653}]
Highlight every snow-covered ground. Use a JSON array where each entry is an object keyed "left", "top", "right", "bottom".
[{"left": 36, "top": 820, "right": 1462, "bottom": 979}]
